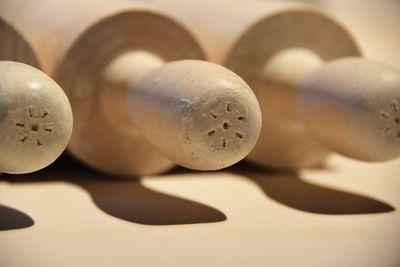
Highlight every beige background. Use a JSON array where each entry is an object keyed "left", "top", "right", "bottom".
[
  {"left": 1, "top": 1, "right": 400, "bottom": 267},
  {"left": 293, "top": 0, "right": 400, "bottom": 68}
]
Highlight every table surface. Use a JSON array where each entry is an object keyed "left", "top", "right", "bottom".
[{"left": 1, "top": 155, "right": 400, "bottom": 267}]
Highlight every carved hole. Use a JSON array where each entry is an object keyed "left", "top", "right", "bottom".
[
  {"left": 391, "top": 101, "right": 399, "bottom": 111},
  {"left": 20, "top": 136, "right": 28, "bottom": 143},
  {"left": 226, "top": 103, "right": 232, "bottom": 112},
  {"left": 208, "top": 111, "right": 217, "bottom": 119},
  {"left": 45, "top": 128, "right": 52, "bottom": 132},
  {"left": 236, "top": 132, "right": 244, "bottom": 139},
  {"left": 15, "top": 123, "right": 25, "bottom": 127},
  {"left": 37, "top": 139, "right": 42, "bottom": 146},
  {"left": 380, "top": 112, "right": 389, "bottom": 119},
  {"left": 208, "top": 130, "right": 216, "bottom": 137},
  {"left": 395, "top": 118, "right": 400, "bottom": 124},
  {"left": 28, "top": 108, "right": 34, "bottom": 118},
  {"left": 237, "top": 116, "right": 246, "bottom": 121},
  {"left": 41, "top": 112, "right": 49, "bottom": 118},
  {"left": 222, "top": 138, "right": 226, "bottom": 148},
  {"left": 222, "top": 122, "right": 230, "bottom": 130},
  {"left": 31, "top": 124, "right": 39, "bottom": 131}
]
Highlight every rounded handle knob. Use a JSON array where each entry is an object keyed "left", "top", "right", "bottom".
[
  {"left": 298, "top": 58, "right": 400, "bottom": 162},
  {"left": 0, "top": 61, "right": 73, "bottom": 174},
  {"left": 131, "top": 60, "right": 262, "bottom": 170},
  {"left": 99, "top": 52, "right": 262, "bottom": 175}
]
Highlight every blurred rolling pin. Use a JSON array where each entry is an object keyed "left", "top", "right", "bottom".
[
  {"left": 0, "top": 19, "right": 73, "bottom": 174},
  {"left": 146, "top": 0, "right": 400, "bottom": 169},
  {"left": 0, "top": 0, "right": 262, "bottom": 177}
]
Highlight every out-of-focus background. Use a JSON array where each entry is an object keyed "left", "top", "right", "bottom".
[
  {"left": 0, "top": 1, "right": 399, "bottom": 267},
  {"left": 289, "top": 0, "right": 400, "bottom": 68}
]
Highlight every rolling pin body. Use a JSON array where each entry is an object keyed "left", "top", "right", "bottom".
[
  {"left": 144, "top": 0, "right": 400, "bottom": 167},
  {"left": 0, "top": 19, "right": 72, "bottom": 174},
  {"left": 0, "top": 0, "right": 262, "bottom": 176}
]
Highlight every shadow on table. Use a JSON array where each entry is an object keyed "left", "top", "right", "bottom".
[
  {"left": 0, "top": 204, "right": 34, "bottom": 231},
  {"left": 229, "top": 162, "right": 395, "bottom": 215},
  {"left": 2, "top": 156, "right": 394, "bottom": 229},
  {"left": 1, "top": 156, "right": 226, "bottom": 226}
]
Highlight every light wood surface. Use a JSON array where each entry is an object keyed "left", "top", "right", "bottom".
[{"left": 0, "top": 155, "right": 399, "bottom": 267}]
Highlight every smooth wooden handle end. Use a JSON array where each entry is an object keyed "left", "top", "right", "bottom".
[
  {"left": 131, "top": 60, "right": 262, "bottom": 170},
  {"left": 0, "top": 61, "right": 73, "bottom": 174},
  {"left": 298, "top": 58, "right": 400, "bottom": 162}
]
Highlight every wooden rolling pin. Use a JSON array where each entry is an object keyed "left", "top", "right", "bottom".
[
  {"left": 0, "top": 19, "right": 39, "bottom": 68},
  {"left": 0, "top": 18, "right": 72, "bottom": 174},
  {"left": 0, "top": 0, "right": 262, "bottom": 176},
  {"left": 0, "top": 61, "right": 73, "bottom": 174},
  {"left": 146, "top": 0, "right": 400, "bottom": 168}
]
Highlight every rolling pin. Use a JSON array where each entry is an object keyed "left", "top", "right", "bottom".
[
  {"left": 145, "top": 0, "right": 400, "bottom": 169},
  {"left": 0, "top": 0, "right": 262, "bottom": 176},
  {"left": 0, "top": 18, "right": 73, "bottom": 174}
]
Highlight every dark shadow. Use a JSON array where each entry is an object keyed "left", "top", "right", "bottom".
[
  {"left": 77, "top": 178, "right": 226, "bottom": 225},
  {"left": 1, "top": 155, "right": 226, "bottom": 225},
  {"left": 0, "top": 204, "right": 34, "bottom": 231},
  {"left": 3, "top": 154, "right": 393, "bottom": 220},
  {"left": 231, "top": 162, "right": 395, "bottom": 215}
]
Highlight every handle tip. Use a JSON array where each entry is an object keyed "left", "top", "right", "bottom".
[
  {"left": 299, "top": 58, "right": 400, "bottom": 162},
  {"left": 0, "top": 61, "right": 73, "bottom": 174},
  {"left": 132, "top": 60, "right": 262, "bottom": 170}
]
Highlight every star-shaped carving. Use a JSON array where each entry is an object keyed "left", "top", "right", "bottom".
[
  {"left": 380, "top": 99, "right": 400, "bottom": 138},
  {"left": 205, "top": 102, "right": 248, "bottom": 151},
  {"left": 13, "top": 106, "right": 53, "bottom": 146}
]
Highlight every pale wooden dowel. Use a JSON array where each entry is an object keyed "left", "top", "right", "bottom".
[
  {"left": 261, "top": 47, "right": 400, "bottom": 161},
  {"left": 138, "top": 1, "right": 359, "bottom": 168},
  {"left": 0, "top": 18, "right": 39, "bottom": 68},
  {"left": 130, "top": 59, "right": 262, "bottom": 170},
  {"left": 101, "top": 51, "right": 261, "bottom": 170},
  {"left": 0, "top": 61, "right": 73, "bottom": 174},
  {"left": 0, "top": 0, "right": 262, "bottom": 176},
  {"left": 144, "top": 1, "right": 400, "bottom": 168},
  {"left": 298, "top": 56, "right": 400, "bottom": 162}
]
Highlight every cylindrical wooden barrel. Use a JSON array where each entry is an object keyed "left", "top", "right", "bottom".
[
  {"left": 0, "top": 18, "right": 39, "bottom": 67},
  {"left": 145, "top": 1, "right": 375, "bottom": 168},
  {"left": 0, "top": 0, "right": 262, "bottom": 176},
  {"left": 0, "top": 18, "right": 73, "bottom": 174}
]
